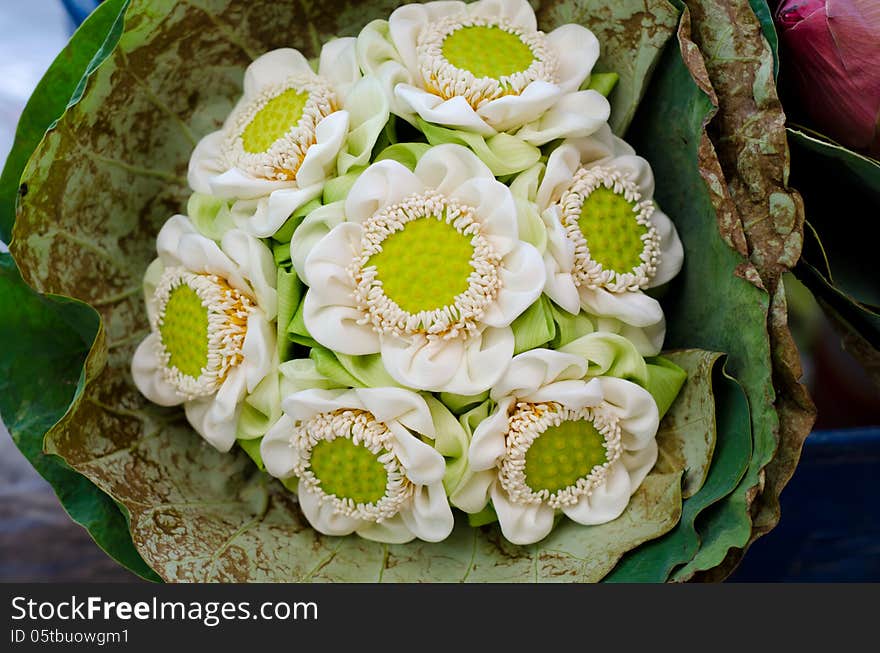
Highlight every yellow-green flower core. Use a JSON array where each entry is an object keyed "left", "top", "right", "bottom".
[
  {"left": 159, "top": 285, "right": 209, "bottom": 379},
  {"left": 578, "top": 186, "right": 648, "bottom": 274},
  {"left": 442, "top": 25, "right": 535, "bottom": 79},
  {"left": 524, "top": 419, "right": 608, "bottom": 494},
  {"left": 309, "top": 438, "right": 388, "bottom": 505},
  {"left": 368, "top": 217, "right": 475, "bottom": 314},
  {"left": 242, "top": 88, "right": 309, "bottom": 154}
]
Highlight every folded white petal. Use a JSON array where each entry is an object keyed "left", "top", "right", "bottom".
[
  {"left": 476, "top": 81, "right": 562, "bottom": 132},
  {"left": 521, "top": 377, "right": 603, "bottom": 410},
  {"left": 537, "top": 144, "right": 582, "bottom": 211},
  {"left": 491, "top": 482, "right": 555, "bottom": 545},
  {"left": 395, "top": 84, "right": 497, "bottom": 136},
  {"left": 297, "top": 479, "right": 362, "bottom": 536},
  {"left": 318, "top": 37, "right": 360, "bottom": 98},
  {"left": 578, "top": 286, "right": 665, "bottom": 329},
  {"left": 399, "top": 481, "right": 455, "bottom": 542},
  {"left": 468, "top": 0, "right": 536, "bottom": 30},
  {"left": 234, "top": 183, "right": 323, "bottom": 238},
  {"left": 444, "top": 327, "right": 515, "bottom": 395},
  {"left": 295, "top": 110, "right": 350, "bottom": 188},
  {"left": 220, "top": 229, "right": 278, "bottom": 318},
  {"left": 517, "top": 90, "right": 610, "bottom": 145},
  {"left": 260, "top": 414, "right": 299, "bottom": 478},
  {"left": 491, "top": 348, "right": 586, "bottom": 400},
  {"left": 561, "top": 461, "right": 632, "bottom": 525},
  {"left": 481, "top": 242, "right": 545, "bottom": 328},
  {"left": 344, "top": 159, "right": 425, "bottom": 224},
  {"left": 187, "top": 131, "right": 225, "bottom": 195},
  {"left": 449, "top": 469, "right": 496, "bottom": 512},
  {"left": 290, "top": 201, "right": 346, "bottom": 282},
  {"left": 388, "top": 1, "right": 467, "bottom": 75},
  {"left": 621, "top": 440, "right": 658, "bottom": 490},
  {"left": 650, "top": 207, "right": 684, "bottom": 287},
  {"left": 468, "top": 396, "right": 513, "bottom": 470},
  {"left": 142, "top": 258, "right": 165, "bottom": 325},
  {"left": 448, "top": 176, "right": 519, "bottom": 256},
  {"left": 380, "top": 334, "right": 464, "bottom": 391},
  {"left": 241, "top": 312, "right": 274, "bottom": 393},
  {"left": 209, "top": 168, "right": 296, "bottom": 200},
  {"left": 176, "top": 231, "right": 250, "bottom": 293},
  {"left": 243, "top": 48, "right": 315, "bottom": 98},
  {"left": 386, "top": 422, "right": 447, "bottom": 485},
  {"left": 304, "top": 293, "right": 383, "bottom": 356},
  {"left": 597, "top": 376, "right": 660, "bottom": 451},
  {"left": 184, "top": 365, "right": 247, "bottom": 452},
  {"left": 356, "top": 514, "right": 415, "bottom": 544},
  {"left": 414, "top": 143, "right": 496, "bottom": 195},
  {"left": 354, "top": 387, "right": 436, "bottom": 437},
  {"left": 547, "top": 24, "right": 599, "bottom": 93},
  {"left": 156, "top": 214, "right": 198, "bottom": 268},
  {"left": 131, "top": 335, "right": 184, "bottom": 407}
]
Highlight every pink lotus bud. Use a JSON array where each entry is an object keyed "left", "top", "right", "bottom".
[{"left": 776, "top": 0, "right": 880, "bottom": 155}]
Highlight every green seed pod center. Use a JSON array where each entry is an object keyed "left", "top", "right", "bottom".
[
  {"left": 524, "top": 419, "right": 608, "bottom": 495},
  {"left": 309, "top": 438, "right": 388, "bottom": 505},
  {"left": 578, "top": 187, "right": 648, "bottom": 274},
  {"left": 242, "top": 88, "right": 309, "bottom": 153},
  {"left": 368, "top": 217, "right": 475, "bottom": 314},
  {"left": 442, "top": 25, "right": 535, "bottom": 79},
  {"left": 159, "top": 285, "right": 209, "bottom": 379}
]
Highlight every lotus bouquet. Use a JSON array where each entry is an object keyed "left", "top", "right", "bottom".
[{"left": 0, "top": 0, "right": 815, "bottom": 582}]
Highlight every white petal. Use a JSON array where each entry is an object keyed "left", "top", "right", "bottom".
[
  {"left": 356, "top": 514, "right": 415, "bottom": 544},
  {"left": 536, "top": 143, "right": 581, "bottom": 211},
  {"left": 318, "top": 37, "right": 360, "bottom": 98},
  {"left": 220, "top": 228, "right": 278, "bottom": 318},
  {"left": 578, "top": 286, "right": 665, "bottom": 329},
  {"left": 481, "top": 242, "right": 545, "bottom": 328},
  {"left": 380, "top": 334, "right": 464, "bottom": 391},
  {"left": 561, "top": 461, "right": 632, "bottom": 525},
  {"left": 344, "top": 159, "right": 425, "bottom": 224},
  {"left": 521, "top": 378, "right": 603, "bottom": 410},
  {"left": 295, "top": 110, "right": 350, "bottom": 188},
  {"left": 413, "top": 143, "right": 495, "bottom": 195},
  {"left": 243, "top": 48, "right": 315, "bottom": 98},
  {"left": 131, "top": 334, "right": 184, "bottom": 407},
  {"left": 241, "top": 312, "right": 274, "bottom": 393},
  {"left": 491, "top": 482, "right": 555, "bottom": 545},
  {"left": 395, "top": 84, "right": 496, "bottom": 136},
  {"left": 387, "top": 422, "right": 447, "bottom": 485},
  {"left": 356, "top": 20, "right": 415, "bottom": 121},
  {"left": 491, "top": 348, "right": 586, "bottom": 400},
  {"left": 476, "top": 81, "right": 561, "bottom": 133},
  {"left": 290, "top": 200, "right": 346, "bottom": 282},
  {"left": 517, "top": 90, "right": 610, "bottom": 146},
  {"left": 547, "top": 24, "right": 599, "bottom": 93},
  {"left": 142, "top": 258, "right": 165, "bottom": 325},
  {"left": 468, "top": 396, "right": 513, "bottom": 470},
  {"left": 354, "top": 387, "right": 435, "bottom": 437},
  {"left": 448, "top": 177, "right": 519, "bottom": 255},
  {"left": 444, "top": 327, "right": 515, "bottom": 395},
  {"left": 449, "top": 469, "right": 496, "bottom": 513},
  {"left": 233, "top": 183, "right": 323, "bottom": 238},
  {"left": 184, "top": 365, "right": 247, "bottom": 452},
  {"left": 399, "top": 481, "right": 455, "bottom": 542},
  {"left": 612, "top": 154, "right": 656, "bottom": 198},
  {"left": 621, "top": 440, "right": 658, "bottom": 490},
  {"left": 304, "top": 292, "right": 382, "bottom": 356},
  {"left": 297, "top": 479, "right": 362, "bottom": 536},
  {"left": 156, "top": 214, "right": 198, "bottom": 268},
  {"left": 280, "top": 388, "right": 355, "bottom": 422},
  {"left": 176, "top": 231, "right": 250, "bottom": 293},
  {"left": 260, "top": 414, "right": 299, "bottom": 478},
  {"left": 388, "top": 1, "right": 468, "bottom": 76},
  {"left": 209, "top": 168, "right": 296, "bottom": 200},
  {"left": 468, "top": 0, "right": 536, "bottom": 30},
  {"left": 187, "top": 131, "right": 225, "bottom": 195},
  {"left": 597, "top": 376, "right": 660, "bottom": 451},
  {"left": 337, "top": 76, "right": 391, "bottom": 174},
  {"left": 650, "top": 207, "right": 684, "bottom": 287}
]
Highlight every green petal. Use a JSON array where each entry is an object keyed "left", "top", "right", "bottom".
[
  {"left": 186, "top": 192, "right": 234, "bottom": 241},
  {"left": 417, "top": 118, "right": 540, "bottom": 176},
  {"left": 559, "top": 331, "right": 648, "bottom": 385},
  {"left": 422, "top": 394, "right": 469, "bottom": 494},
  {"left": 644, "top": 356, "right": 688, "bottom": 420},
  {"left": 511, "top": 296, "right": 556, "bottom": 354},
  {"left": 584, "top": 72, "right": 619, "bottom": 97},
  {"left": 374, "top": 142, "right": 431, "bottom": 170}
]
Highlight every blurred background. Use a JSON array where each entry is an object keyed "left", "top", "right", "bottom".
[{"left": 0, "top": 0, "right": 877, "bottom": 582}]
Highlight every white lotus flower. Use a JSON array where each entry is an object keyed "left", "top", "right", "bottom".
[
  {"left": 131, "top": 215, "right": 277, "bottom": 452},
  {"left": 296, "top": 143, "right": 545, "bottom": 394},
  {"left": 261, "top": 387, "right": 454, "bottom": 543},
  {"left": 459, "top": 348, "right": 659, "bottom": 545},
  {"left": 357, "top": 0, "right": 610, "bottom": 144},
  {"left": 534, "top": 124, "right": 684, "bottom": 355},
  {"left": 188, "top": 40, "right": 389, "bottom": 238}
]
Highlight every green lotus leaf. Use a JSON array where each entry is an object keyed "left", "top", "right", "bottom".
[{"left": 1, "top": 0, "right": 800, "bottom": 581}]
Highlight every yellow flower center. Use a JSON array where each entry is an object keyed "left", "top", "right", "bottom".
[
  {"left": 524, "top": 418, "right": 608, "bottom": 495},
  {"left": 159, "top": 285, "right": 209, "bottom": 379},
  {"left": 441, "top": 25, "right": 535, "bottom": 80},
  {"left": 578, "top": 187, "right": 649, "bottom": 274},
  {"left": 241, "top": 88, "right": 310, "bottom": 154},
  {"left": 309, "top": 437, "right": 389, "bottom": 505}
]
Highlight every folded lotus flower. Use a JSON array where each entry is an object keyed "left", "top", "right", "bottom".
[
  {"left": 131, "top": 215, "right": 278, "bottom": 451},
  {"left": 776, "top": 0, "right": 880, "bottom": 154},
  {"left": 261, "top": 387, "right": 454, "bottom": 543},
  {"left": 459, "top": 347, "right": 659, "bottom": 545},
  {"left": 296, "top": 143, "right": 545, "bottom": 394},
  {"left": 357, "top": 0, "right": 610, "bottom": 145},
  {"left": 188, "top": 42, "right": 389, "bottom": 238},
  {"left": 524, "top": 124, "right": 684, "bottom": 355}
]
